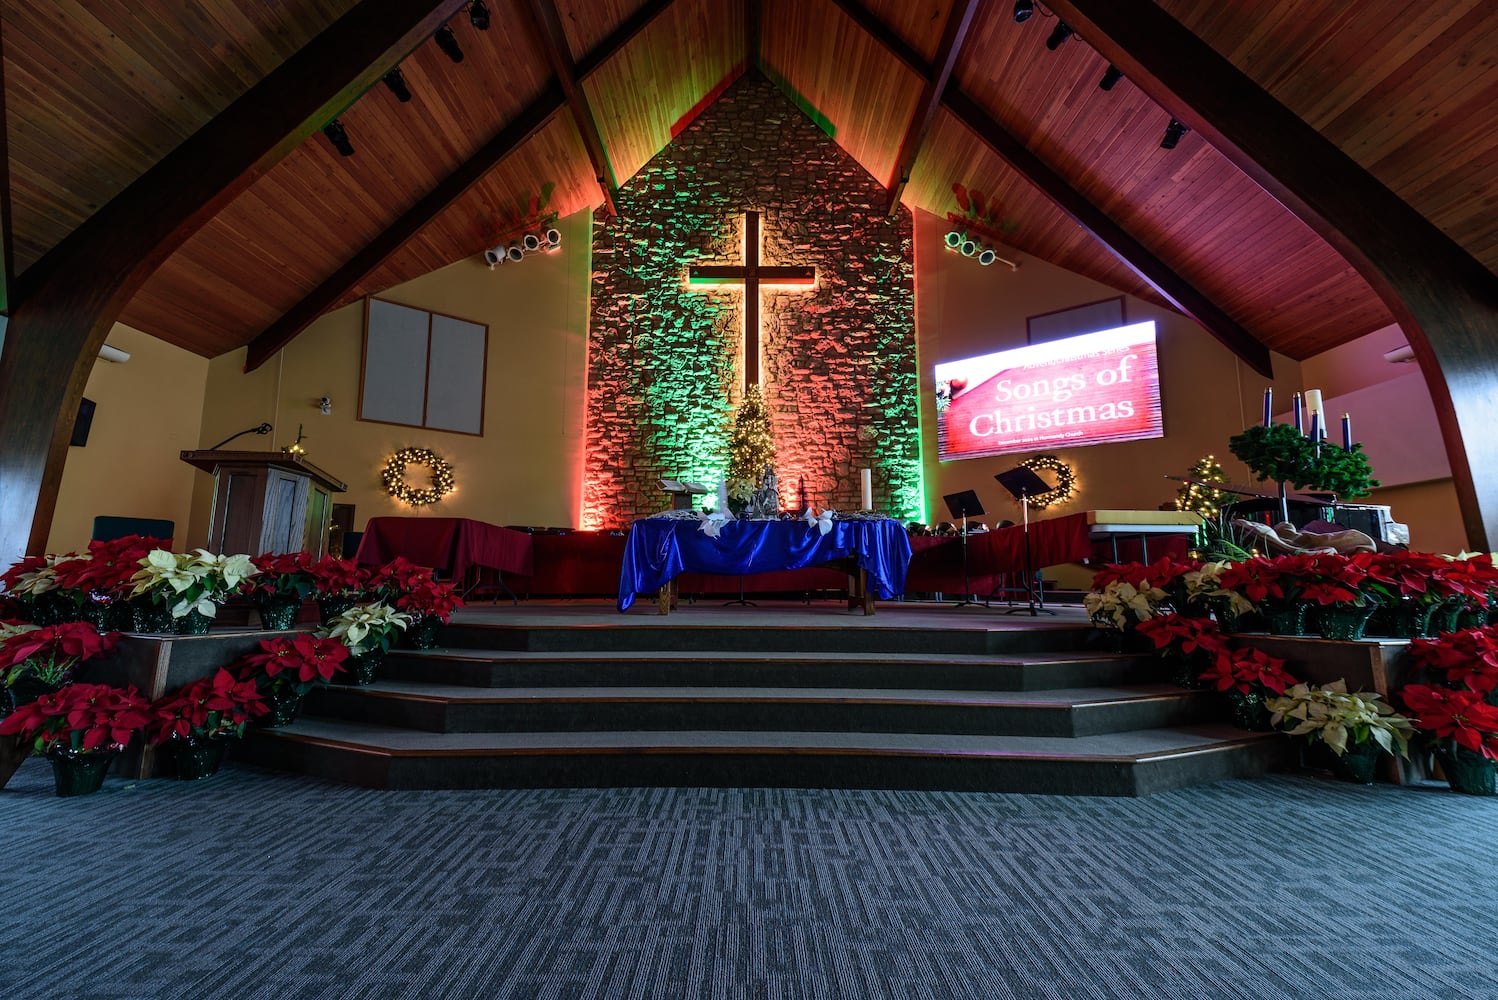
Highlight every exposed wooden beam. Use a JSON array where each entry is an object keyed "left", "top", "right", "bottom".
[
  {"left": 828, "top": 0, "right": 1271, "bottom": 376},
  {"left": 1050, "top": 0, "right": 1498, "bottom": 550},
  {"left": 0, "top": 0, "right": 468, "bottom": 562},
  {"left": 942, "top": 88, "right": 1272, "bottom": 377},
  {"left": 245, "top": 0, "right": 682, "bottom": 374},
  {"left": 0, "top": 15, "right": 13, "bottom": 315},
  {"left": 884, "top": 0, "right": 977, "bottom": 216},
  {"left": 526, "top": 0, "right": 618, "bottom": 217},
  {"left": 244, "top": 85, "right": 566, "bottom": 373}
]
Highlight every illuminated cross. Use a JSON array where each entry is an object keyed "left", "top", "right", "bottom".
[{"left": 688, "top": 210, "right": 816, "bottom": 392}]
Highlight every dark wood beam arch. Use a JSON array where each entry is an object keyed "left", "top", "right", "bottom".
[
  {"left": 526, "top": 0, "right": 619, "bottom": 217},
  {"left": 829, "top": 0, "right": 1271, "bottom": 377},
  {"left": 243, "top": 0, "right": 680, "bottom": 374},
  {"left": 1050, "top": 0, "right": 1498, "bottom": 550},
  {"left": 0, "top": 0, "right": 468, "bottom": 561},
  {"left": 884, "top": 0, "right": 977, "bottom": 217}
]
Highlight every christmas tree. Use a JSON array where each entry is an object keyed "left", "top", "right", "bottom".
[
  {"left": 726, "top": 383, "right": 776, "bottom": 502},
  {"left": 1175, "top": 454, "right": 1229, "bottom": 517}
]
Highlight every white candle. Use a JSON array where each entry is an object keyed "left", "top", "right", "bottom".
[
  {"left": 860, "top": 468, "right": 873, "bottom": 510},
  {"left": 1304, "top": 388, "right": 1323, "bottom": 426}
]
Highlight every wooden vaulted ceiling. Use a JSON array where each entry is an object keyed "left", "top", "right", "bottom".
[{"left": 4, "top": 0, "right": 1496, "bottom": 366}]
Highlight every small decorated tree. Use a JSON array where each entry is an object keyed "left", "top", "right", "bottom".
[
  {"left": 725, "top": 383, "right": 777, "bottom": 506},
  {"left": 1175, "top": 454, "right": 1229, "bottom": 518}
]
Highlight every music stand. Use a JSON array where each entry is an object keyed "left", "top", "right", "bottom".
[
  {"left": 994, "top": 467, "right": 1057, "bottom": 616},
  {"left": 942, "top": 490, "right": 987, "bottom": 608}
]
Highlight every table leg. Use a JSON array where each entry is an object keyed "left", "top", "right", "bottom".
[
  {"left": 861, "top": 569, "right": 876, "bottom": 616},
  {"left": 657, "top": 581, "right": 670, "bottom": 615}
]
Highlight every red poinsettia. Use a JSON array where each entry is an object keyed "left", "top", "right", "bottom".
[
  {"left": 1199, "top": 645, "right": 1298, "bottom": 696},
  {"left": 1400, "top": 684, "right": 1498, "bottom": 760},
  {"left": 307, "top": 556, "right": 368, "bottom": 598},
  {"left": 1293, "top": 552, "right": 1370, "bottom": 606},
  {"left": 149, "top": 668, "right": 267, "bottom": 743},
  {"left": 395, "top": 576, "right": 465, "bottom": 623},
  {"left": 1407, "top": 627, "right": 1498, "bottom": 696},
  {"left": 0, "top": 621, "right": 120, "bottom": 689},
  {"left": 0, "top": 682, "right": 151, "bottom": 755},
  {"left": 1357, "top": 551, "right": 1458, "bottom": 603},
  {"left": 248, "top": 550, "right": 318, "bottom": 600},
  {"left": 50, "top": 535, "right": 169, "bottom": 595},
  {"left": 0, "top": 555, "right": 52, "bottom": 595},
  {"left": 1090, "top": 557, "right": 1200, "bottom": 593},
  {"left": 1135, "top": 613, "right": 1231, "bottom": 658},
  {"left": 236, "top": 633, "right": 348, "bottom": 696},
  {"left": 367, "top": 556, "right": 437, "bottom": 596}
]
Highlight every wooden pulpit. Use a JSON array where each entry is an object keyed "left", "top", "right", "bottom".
[{"left": 181, "top": 450, "right": 348, "bottom": 558}]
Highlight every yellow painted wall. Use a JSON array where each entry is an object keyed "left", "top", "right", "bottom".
[
  {"left": 47, "top": 323, "right": 210, "bottom": 554},
  {"left": 188, "top": 208, "right": 593, "bottom": 549}
]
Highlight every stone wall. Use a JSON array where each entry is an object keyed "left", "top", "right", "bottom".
[{"left": 584, "top": 72, "right": 919, "bottom": 528}]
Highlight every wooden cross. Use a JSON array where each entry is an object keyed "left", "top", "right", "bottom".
[{"left": 688, "top": 210, "right": 816, "bottom": 391}]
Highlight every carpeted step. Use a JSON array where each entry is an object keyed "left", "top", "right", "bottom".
[
  {"left": 235, "top": 719, "right": 1293, "bottom": 796},
  {"left": 304, "top": 681, "right": 1214, "bottom": 737},
  {"left": 380, "top": 649, "right": 1157, "bottom": 691}
]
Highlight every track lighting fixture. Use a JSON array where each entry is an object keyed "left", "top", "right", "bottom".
[
  {"left": 943, "top": 228, "right": 1019, "bottom": 271},
  {"left": 1045, "top": 21, "right": 1073, "bottom": 50},
  {"left": 383, "top": 68, "right": 412, "bottom": 102},
  {"left": 544, "top": 228, "right": 562, "bottom": 249},
  {"left": 469, "top": 1, "right": 491, "bottom": 30},
  {"left": 944, "top": 231, "right": 964, "bottom": 250},
  {"left": 435, "top": 25, "right": 464, "bottom": 63},
  {"left": 322, "top": 119, "right": 354, "bottom": 156},
  {"left": 1161, "top": 118, "right": 1189, "bottom": 149},
  {"left": 1012, "top": 0, "right": 1034, "bottom": 24},
  {"left": 1099, "top": 65, "right": 1123, "bottom": 90},
  {"left": 481, "top": 228, "right": 562, "bottom": 269}
]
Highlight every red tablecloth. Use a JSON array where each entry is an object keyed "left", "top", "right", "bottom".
[
  {"left": 356, "top": 517, "right": 535, "bottom": 579},
  {"left": 905, "top": 513, "right": 1093, "bottom": 594}
]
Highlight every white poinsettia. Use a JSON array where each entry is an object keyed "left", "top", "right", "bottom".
[
  {"left": 1183, "top": 561, "right": 1256, "bottom": 616},
  {"left": 10, "top": 564, "right": 60, "bottom": 597},
  {"left": 1266, "top": 679, "right": 1413, "bottom": 757},
  {"left": 1084, "top": 580, "right": 1168, "bottom": 630},
  {"left": 130, "top": 550, "right": 199, "bottom": 597},
  {"left": 129, "top": 548, "right": 261, "bottom": 618},
  {"left": 0, "top": 621, "right": 41, "bottom": 641},
  {"left": 321, "top": 602, "right": 412, "bottom": 654}
]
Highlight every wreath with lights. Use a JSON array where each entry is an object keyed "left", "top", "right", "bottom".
[
  {"left": 1019, "top": 454, "right": 1077, "bottom": 509},
  {"left": 381, "top": 447, "right": 455, "bottom": 506}
]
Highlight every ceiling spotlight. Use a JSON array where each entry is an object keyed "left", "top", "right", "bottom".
[
  {"left": 544, "top": 228, "right": 562, "bottom": 249},
  {"left": 383, "top": 68, "right": 412, "bottom": 102},
  {"left": 960, "top": 237, "right": 978, "bottom": 257},
  {"left": 944, "top": 231, "right": 964, "bottom": 250},
  {"left": 522, "top": 232, "right": 541, "bottom": 253},
  {"left": 1012, "top": 0, "right": 1034, "bottom": 23},
  {"left": 506, "top": 243, "right": 524, "bottom": 262},
  {"left": 483, "top": 246, "right": 506, "bottom": 267},
  {"left": 1045, "top": 21, "right": 1073, "bottom": 50},
  {"left": 977, "top": 248, "right": 997, "bottom": 266},
  {"left": 435, "top": 25, "right": 464, "bottom": 63},
  {"left": 1161, "top": 117, "right": 1189, "bottom": 149},
  {"left": 322, "top": 119, "right": 354, "bottom": 156},
  {"left": 469, "top": 1, "right": 491, "bottom": 30},
  {"left": 1099, "top": 65, "right": 1123, "bottom": 90}
]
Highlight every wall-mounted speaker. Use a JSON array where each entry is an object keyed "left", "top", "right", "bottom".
[{"left": 71, "top": 397, "right": 97, "bottom": 447}]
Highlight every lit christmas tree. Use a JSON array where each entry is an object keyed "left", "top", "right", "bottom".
[
  {"left": 1176, "top": 454, "right": 1229, "bottom": 517},
  {"left": 725, "top": 383, "right": 777, "bottom": 503}
]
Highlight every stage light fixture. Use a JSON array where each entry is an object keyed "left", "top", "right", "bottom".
[
  {"left": 435, "top": 25, "right": 464, "bottom": 63},
  {"left": 483, "top": 246, "right": 506, "bottom": 267},
  {"left": 506, "top": 243, "right": 524, "bottom": 262},
  {"left": 469, "top": 1, "right": 491, "bottom": 30},
  {"left": 977, "top": 248, "right": 997, "bottom": 266},
  {"left": 1012, "top": 0, "right": 1034, "bottom": 24},
  {"left": 544, "top": 228, "right": 562, "bottom": 249},
  {"left": 1099, "top": 65, "right": 1123, "bottom": 90},
  {"left": 1045, "top": 21, "right": 1073, "bottom": 49},
  {"left": 1161, "top": 118, "right": 1189, "bottom": 149},
  {"left": 383, "top": 68, "right": 412, "bottom": 102},
  {"left": 522, "top": 232, "right": 541, "bottom": 253},
  {"left": 944, "top": 230, "right": 964, "bottom": 250},
  {"left": 960, "top": 237, "right": 978, "bottom": 257},
  {"left": 322, "top": 119, "right": 354, "bottom": 156}
]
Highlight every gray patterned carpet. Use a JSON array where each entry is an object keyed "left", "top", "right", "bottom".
[{"left": 2, "top": 760, "right": 1495, "bottom": 1000}]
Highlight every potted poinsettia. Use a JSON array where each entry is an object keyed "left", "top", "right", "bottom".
[
  {"left": 246, "top": 551, "right": 318, "bottom": 629},
  {"left": 234, "top": 633, "right": 350, "bottom": 727},
  {"left": 50, "top": 535, "right": 169, "bottom": 630},
  {"left": 1181, "top": 561, "right": 1256, "bottom": 630},
  {"left": 1405, "top": 626, "right": 1498, "bottom": 704},
  {"left": 1266, "top": 679, "right": 1412, "bottom": 783},
  {"left": 0, "top": 682, "right": 151, "bottom": 796},
  {"left": 1293, "top": 552, "right": 1382, "bottom": 640},
  {"left": 1399, "top": 683, "right": 1498, "bottom": 796},
  {"left": 307, "top": 556, "right": 370, "bottom": 624},
  {"left": 128, "top": 549, "right": 259, "bottom": 634},
  {"left": 0, "top": 620, "right": 120, "bottom": 715},
  {"left": 1199, "top": 645, "right": 1299, "bottom": 731},
  {"left": 392, "top": 577, "right": 463, "bottom": 649},
  {"left": 149, "top": 668, "right": 267, "bottom": 780},
  {"left": 320, "top": 602, "right": 411, "bottom": 685},
  {"left": 1217, "top": 555, "right": 1319, "bottom": 635},
  {"left": 0, "top": 555, "right": 81, "bottom": 625},
  {"left": 1358, "top": 551, "right": 1463, "bottom": 638},
  {"left": 1135, "top": 613, "right": 1231, "bottom": 688}
]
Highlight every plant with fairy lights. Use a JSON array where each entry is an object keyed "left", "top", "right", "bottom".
[
  {"left": 1175, "top": 455, "right": 1230, "bottom": 517},
  {"left": 725, "top": 384, "right": 776, "bottom": 503}
]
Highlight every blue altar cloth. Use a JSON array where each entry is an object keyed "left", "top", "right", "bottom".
[{"left": 617, "top": 517, "right": 913, "bottom": 612}]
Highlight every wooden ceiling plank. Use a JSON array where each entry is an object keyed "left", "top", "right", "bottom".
[
  {"left": 573, "top": 0, "right": 677, "bottom": 80},
  {"left": 826, "top": 0, "right": 932, "bottom": 78},
  {"left": 0, "top": 0, "right": 470, "bottom": 561},
  {"left": 526, "top": 0, "right": 619, "bottom": 215},
  {"left": 884, "top": 0, "right": 978, "bottom": 216},
  {"left": 1049, "top": 0, "right": 1498, "bottom": 552},
  {"left": 942, "top": 88, "right": 1272, "bottom": 377},
  {"left": 244, "top": 84, "right": 567, "bottom": 372},
  {"left": 244, "top": 0, "right": 683, "bottom": 373}
]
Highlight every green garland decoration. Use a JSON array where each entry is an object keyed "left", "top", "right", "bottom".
[
  {"left": 381, "top": 447, "right": 455, "bottom": 506},
  {"left": 1228, "top": 423, "right": 1379, "bottom": 498},
  {"left": 1020, "top": 454, "right": 1077, "bottom": 509}
]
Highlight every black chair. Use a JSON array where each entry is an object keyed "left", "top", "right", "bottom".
[{"left": 92, "top": 516, "right": 174, "bottom": 545}]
